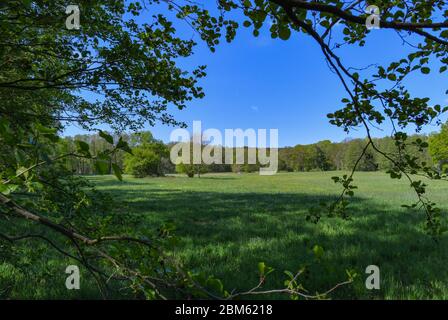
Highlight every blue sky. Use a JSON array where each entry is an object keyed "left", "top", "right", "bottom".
[{"left": 63, "top": 8, "right": 448, "bottom": 147}]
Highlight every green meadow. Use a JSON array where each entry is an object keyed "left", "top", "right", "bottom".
[
  {"left": 3, "top": 172, "right": 447, "bottom": 299},
  {"left": 84, "top": 171, "right": 448, "bottom": 299}
]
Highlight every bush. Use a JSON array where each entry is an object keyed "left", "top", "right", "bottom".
[
  {"left": 124, "top": 142, "right": 169, "bottom": 177},
  {"left": 176, "top": 163, "right": 207, "bottom": 177}
]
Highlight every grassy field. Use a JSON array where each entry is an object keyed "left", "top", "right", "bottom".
[{"left": 87, "top": 171, "right": 448, "bottom": 299}]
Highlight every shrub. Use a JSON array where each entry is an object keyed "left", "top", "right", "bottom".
[{"left": 124, "top": 142, "right": 169, "bottom": 177}]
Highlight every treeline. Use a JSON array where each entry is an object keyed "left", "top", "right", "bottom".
[
  {"left": 57, "top": 131, "right": 437, "bottom": 177},
  {"left": 279, "top": 136, "right": 434, "bottom": 172},
  {"left": 57, "top": 131, "right": 170, "bottom": 175}
]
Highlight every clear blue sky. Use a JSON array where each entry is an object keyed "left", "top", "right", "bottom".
[{"left": 63, "top": 9, "right": 448, "bottom": 147}]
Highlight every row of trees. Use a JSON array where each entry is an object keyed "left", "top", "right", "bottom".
[
  {"left": 58, "top": 128, "right": 448, "bottom": 177},
  {"left": 279, "top": 135, "right": 434, "bottom": 173}
]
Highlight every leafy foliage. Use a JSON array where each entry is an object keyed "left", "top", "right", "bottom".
[{"left": 124, "top": 140, "right": 170, "bottom": 177}]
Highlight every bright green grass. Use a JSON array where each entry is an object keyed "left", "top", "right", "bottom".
[{"left": 88, "top": 171, "right": 448, "bottom": 299}]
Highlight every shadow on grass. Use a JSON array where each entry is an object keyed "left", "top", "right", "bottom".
[{"left": 104, "top": 185, "right": 448, "bottom": 299}]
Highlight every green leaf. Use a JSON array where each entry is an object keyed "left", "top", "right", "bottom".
[
  {"left": 75, "top": 140, "right": 91, "bottom": 156},
  {"left": 117, "top": 138, "right": 133, "bottom": 154},
  {"left": 99, "top": 130, "right": 114, "bottom": 144},
  {"left": 258, "top": 262, "right": 266, "bottom": 276},
  {"left": 284, "top": 270, "right": 295, "bottom": 280},
  {"left": 278, "top": 27, "right": 291, "bottom": 40},
  {"left": 95, "top": 160, "right": 109, "bottom": 175},
  {"left": 387, "top": 73, "right": 397, "bottom": 81},
  {"left": 112, "top": 163, "right": 123, "bottom": 181},
  {"left": 35, "top": 124, "right": 59, "bottom": 142},
  {"left": 421, "top": 67, "right": 430, "bottom": 74},
  {"left": 35, "top": 123, "right": 57, "bottom": 135},
  {"left": 0, "top": 184, "right": 19, "bottom": 195},
  {"left": 16, "top": 166, "right": 29, "bottom": 179},
  {"left": 312, "top": 245, "right": 324, "bottom": 259},
  {"left": 206, "top": 278, "right": 224, "bottom": 294}
]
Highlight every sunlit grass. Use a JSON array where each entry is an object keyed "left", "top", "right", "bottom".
[{"left": 87, "top": 171, "right": 448, "bottom": 299}]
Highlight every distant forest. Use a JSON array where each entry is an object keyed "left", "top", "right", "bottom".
[{"left": 57, "top": 131, "right": 441, "bottom": 177}]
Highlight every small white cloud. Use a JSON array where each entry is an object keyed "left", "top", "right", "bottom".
[{"left": 250, "top": 105, "right": 259, "bottom": 112}]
